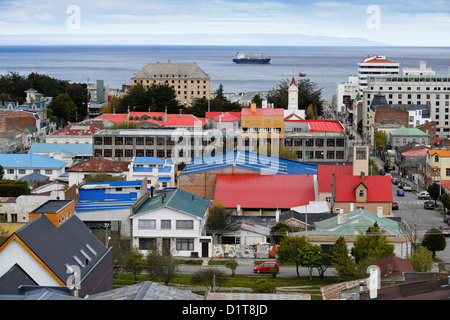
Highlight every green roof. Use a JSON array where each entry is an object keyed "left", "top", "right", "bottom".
[
  {"left": 292, "top": 208, "right": 403, "bottom": 238},
  {"left": 390, "top": 126, "right": 427, "bottom": 136},
  {"left": 132, "top": 189, "right": 211, "bottom": 218}
]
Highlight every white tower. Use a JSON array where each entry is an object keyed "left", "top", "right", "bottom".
[{"left": 288, "top": 74, "right": 298, "bottom": 111}]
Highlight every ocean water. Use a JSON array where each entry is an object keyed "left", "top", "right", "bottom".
[{"left": 0, "top": 45, "right": 449, "bottom": 102}]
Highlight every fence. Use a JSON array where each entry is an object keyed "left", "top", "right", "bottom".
[{"left": 212, "top": 244, "right": 279, "bottom": 259}]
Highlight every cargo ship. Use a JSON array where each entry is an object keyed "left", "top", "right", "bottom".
[{"left": 233, "top": 52, "right": 271, "bottom": 64}]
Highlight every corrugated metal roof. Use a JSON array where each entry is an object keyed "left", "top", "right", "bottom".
[
  {"left": 213, "top": 174, "right": 316, "bottom": 209},
  {"left": 132, "top": 189, "right": 210, "bottom": 218},
  {"left": 29, "top": 143, "right": 93, "bottom": 156},
  {"left": 0, "top": 154, "right": 66, "bottom": 169},
  {"left": 334, "top": 174, "right": 393, "bottom": 202},
  {"left": 180, "top": 150, "right": 318, "bottom": 176},
  {"left": 241, "top": 108, "right": 284, "bottom": 116},
  {"left": 318, "top": 164, "right": 353, "bottom": 193},
  {"left": 14, "top": 214, "right": 110, "bottom": 285}
]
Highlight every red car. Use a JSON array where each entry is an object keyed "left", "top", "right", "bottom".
[
  {"left": 253, "top": 262, "right": 279, "bottom": 274},
  {"left": 392, "top": 201, "right": 399, "bottom": 210}
]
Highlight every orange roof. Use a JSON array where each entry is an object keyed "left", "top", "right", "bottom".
[
  {"left": 428, "top": 149, "right": 450, "bottom": 157},
  {"left": 241, "top": 108, "right": 284, "bottom": 116}
]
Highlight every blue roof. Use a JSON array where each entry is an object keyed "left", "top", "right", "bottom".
[
  {"left": 179, "top": 150, "right": 317, "bottom": 176},
  {"left": 82, "top": 180, "right": 142, "bottom": 188},
  {"left": 133, "top": 157, "right": 167, "bottom": 165},
  {"left": 133, "top": 166, "right": 173, "bottom": 173},
  {"left": 0, "top": 154, "right": 66, "bottom": 169},
  {"left": 29, "top": 143, "right": 93, "bottom": 156},
  {"left": 75, "top": 199, "right": 136, "bottom": 212}
]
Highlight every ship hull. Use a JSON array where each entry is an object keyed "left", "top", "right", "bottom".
[{"left": 233, "top": 58, "right": 271, "bottom": 64}]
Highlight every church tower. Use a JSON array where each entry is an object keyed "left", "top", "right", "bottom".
[{"left": 288, "top": 74, "right": 298, "bottom": 111}]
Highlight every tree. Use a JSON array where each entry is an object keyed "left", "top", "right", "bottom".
[
  {"left": 206, "top": 200, "right": 233, "bottom": 242},
  {"left": 190, "top": 267, "right": 227, "bottom": 291},
  {"left": 305, "top": 104, "right": 315, "bottom": 120},
  {"left": 215, "top": 84, "right": 226, "bottom": 101},
  {"left": 427, "top": 183, "right": 442, "bottom": 205},
  {"left": 252, "top": 279, "right": 276, "bottom": 293},
  {"left": 252, "top": 93, "right": 263, "bottom": 107},
  {"left": 276, "top": 236, "right": 308, "bottom": 277},
  {"left": 407, "top": 244, "right": 434, "bottom": 272},
  {"left": 329, "top": 237, "right": 359, "bottom": 281},
  {"left": 439, "top": 193, "right": 450, "bottom": 213},
  {"left": 421, "top": 227, "right": 446, "bottom": 259},
  {"left": 351, "top": 222, "right": 395, "bottom": 264},
  {"left": 374, "top": 130, "right": 388, "bottom": 153},
  {"left": 185, "top": 96, "right": 241, "bottom": 118},
  {"left": 84, "top": 172, "right": 123, "bottom": 183},
  {"left": 49, "top": 93, "right": 78, "bottom": 126},
  {"left": 125, "top": 246, "right": 145, "bottom": 284},
  {"left": 146, "top": 244, "right": 180, "bottom": 285},
  {"left": 270, "top": 221, "right": 298, "bottom": 244},
  {"left": 225, "top": 258, "right": 239, "bottom": 277},
  {"left": 297, "top": 242, "right": 328, "bottom": 280}
]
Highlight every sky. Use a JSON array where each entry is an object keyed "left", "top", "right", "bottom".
[{"left": 0, "top": 0, "right": 449, "bottom": 46}]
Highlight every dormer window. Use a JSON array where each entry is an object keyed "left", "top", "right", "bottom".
[{"left": 359, "top": 190, "right": 364, "bottom": 197}]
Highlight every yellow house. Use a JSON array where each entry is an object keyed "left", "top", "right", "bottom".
[
  {"left": 240, "top": 103, "right": 284, "bottom": 143},
  {"left": 426, "top": 149, "right": 450, "bottom": 187}
]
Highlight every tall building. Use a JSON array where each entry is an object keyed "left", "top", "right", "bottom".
[
  {"left": 358, "top": 55, "right": 399, "bottom": 91},
  {"left": 337, "top": 75, "right": 359, "bottom": 114},
  {"left": 131, "top": 61, "right": 211, "bottom": 107}
]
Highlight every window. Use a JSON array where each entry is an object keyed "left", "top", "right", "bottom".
[
  {"left": 327, "top": 139, "right": 335, "bottom": 147},
  {"left": 7, "top": 169, "right": 13, "bottom": 174},
  {"left": 176, "top": 238, "right": 194, "bottom": 251},
  {"left": 305, "top": 138, "right": 314, "bottom": 147},
  {"left": 446, "top": 168, "right": 450, "bottom": 176},
  {"left": 327, "top": 151, "right": 335, "bottom": 159},
  {"left": 161, "top": 220, "right": 171, "bottom": 229},
  {"left": 176, "top": 220, "right": 194, "bottom": 230},
  {"left": 315, "top": 139, "right": 324, "bottom": 147},
  {"left": 355, "top": 147, "right": 367, "bottom": 160},
  {"left": 138, "top": 219, "right": 156, "bottom": 230},
  {"left": 115, "top": 137, "right": 123, "bottom": 145},
  {"left": 139, "top": 238, "right": 156, "bottom": 250},
  {"left": 315, "top": 151, "right": 324, "bottom": 159},
  {"left": 146, "top": 137, "right": 154, "bottom": 145},
  {"left": 359, "top": 189, "right": 364, "bottom": 197},
  {"left": 294, "top": 138, "right": 302, "bottom": 146},
  {"left": 19, "top": 169, "right": 25, "bottom": 174}
]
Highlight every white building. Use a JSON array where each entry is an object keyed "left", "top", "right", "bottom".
[
  {"left": 0, "top": 154, "right": 66, "bottom": 181},
  {"left": 127, "top": 156, "right": 176, "bottom": 189},
  {"left": 130, "top": 189, "right": 212, "bottom": 257},
  {"left": 336, "top": 76, "right": 359, "bottom": 114},
  {"left": 358, "top": 55, "right": 400, "bottom": 91},
  {"left": 363, "top": 74, "right": 450, "bottom": 137},
  {"left": 402, "top": 61, "right": 436, "bottom": 76}
]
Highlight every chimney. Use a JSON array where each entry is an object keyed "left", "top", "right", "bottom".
[
  {"left": 361, "top": 171, "right": 365, "bottom": 180},
  {"left": 377, "top": 207, "right": 383, "bottom": 218},
  {"left": 251, "top": 102, "right": 256, "bottom": 113},
  {"left": 337, "top": 211, "right": 347, "bottom": 224},
  {"left": 237, "top": 203, "right": 241, "bottom": 215}
]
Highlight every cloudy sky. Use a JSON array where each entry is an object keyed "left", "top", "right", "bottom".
[{"left": 0, "top": 0, "right": 449, "bottom": 46}]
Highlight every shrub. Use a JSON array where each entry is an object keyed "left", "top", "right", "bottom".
[{"left": 252, "top": 279, "right": 276, "bottom": 293}]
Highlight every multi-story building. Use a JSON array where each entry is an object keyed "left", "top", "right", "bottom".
[
  {"left": 358, "top": 55, "right": 399, "bottom": 91},
  {"left": 336, "top": 75, "right": 359, "bottom": 114},
  {"left": 363, "top": 74, "right": 450, "bottom": 138},
  {"left": 426, "top": 149, "right": 450, "bottom": 187},
  {"left": 240, "top": 103, "right": 284, "bottom": 140},
  {"left": 131, "top": 61, "right": 211, "bottom": 107}
]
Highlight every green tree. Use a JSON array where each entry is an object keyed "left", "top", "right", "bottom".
[
  {"left": 252, "top": 279, "right": 276, "bottom": 293},
  {"left": 374, "top": 130, "right": 388, "bottom": 153},
  {"left": 421, "top": 227, "right": 446, "bottom": 259},
  {"left": 427, "top": 183, "right": 442, "bottom": 205},
  {"left": 185, "top": 96, "right": 241, "bottom": 118},
  {"left": 49, "top": 93, "right": 78, "bottom": 125},
  {"left": 125, "top": 246, "right": 145, "bottom": 284},
  {"left": 439, "top": 193, "right": 450, "bottom": 213},
  {"left": 276, "top": 236, "right": 308, "bottom": 277},
  {"left": 215, "top": 84, "right": 226, "bottom": 101},
  {"left": 329, "top": 237, "right": 358, "bottom": 281},
  {"left": 351, "top": 222, "right": 395, "bottom": 264},
  {"left": 297, "top": 242, "right": 328, "bottom": 280},
  {"left": 84, "top": 172, "right": 123, "bottom": 183},
  {"left": 225, "top": 258, "right": 239, "bottom": 277},
  {"left": 206, "top": 200, "right": 233, "bottom": 242},
  {"left": 146, "top": 244, "right": 180, "bottom": 285},
  {"left": 407, "top": 244, "right": 434, "bottom": 272},
  {"left": 252, "top": 93, "right": 263, "bottom": 107},
  {"left": 270, "top": 221, "right": 298, "bottom": 244}
]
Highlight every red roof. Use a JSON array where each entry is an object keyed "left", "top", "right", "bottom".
[
  {"left": 361, "top": 55, "right": 396, "bottom": 64},
  {"left": 97, "top": 112, "right": 204, "bottom": 127},
  {"left": 401, "top": 148, "right": 428, "bottom": 156},
  {"left": 214, "top": 174, "right": 316, "bottom": 209},
  {"left": 318, "top": 165, "right": 353, "bottom": 193},
  {"left": 334, "top": 175, "right": 393, "bottom": 202},
  {"left": 241, "top": 108, "right": 284, "bottom": 116},
  {"left": 50, "top": 125, "right": 103, "bottom": 136},
  {"left": 290, "top": 75, "right": 297, "bottom": 86},
  {"left": 67, "top": 158, "right": 129, "bottom": 172},
  {"left": 206, "top": 112, "right": 241, "bottom": 121},
  {"left": 284, "top": 120, "right": 345, "bottom": 133}
]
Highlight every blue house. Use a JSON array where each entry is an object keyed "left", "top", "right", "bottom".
[
  {"left": 0, "top": 154, "right": 66, "bottom": 181},
  {"left": 127, "top": 156, "right": 176, "bottom": 189}
]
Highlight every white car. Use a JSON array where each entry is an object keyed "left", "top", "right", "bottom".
[
  {"left": 403, "top": 184, "right": 412, "bottom": 191},
  {"left": 418, "top": 191, "right": 430, "bottom": 199}
]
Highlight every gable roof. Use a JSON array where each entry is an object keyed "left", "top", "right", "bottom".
[
  {"left": 318, "top": 164, "right": 353, "bottom": 193},
  {"left": 29, "top": 143, "right": 93, "bottom": 156},
  {"left": 213, "top": 174, "right": 316, "bottom": 209},
  {"left": 180, "top": 150, "right": 318, "bottom": 176},
  {"left": 2, "top": 214, "right": 110, "bottom": 286},
  {"left": 241, "top": 108, "right": 284, "bottom": 116},
  {"left": 390, "top": 126, "right": 428, "bottom": 136},
  {"left": 132, "top": 189, "right": 211, "bottom": 218},
  {"left": 334, "top": 175, "right": 393, "bottom": 202},
  {"left": 428, "top": 149, "right": 450, "bottom": 158},
  {"left": 372, "top": 256, "right": 414, "bottom": 280},
  {"left": 0, "top": 154, "right": 66, "bottom": 169},
  {"left": 67, "top": 158, "right": 129, "bottom": 172},
  {"left": 285, "top": 120, "right": 345, "bottom": 133},
  {"left": 132, "top": 62, "right": 209, "bottom": 80}
]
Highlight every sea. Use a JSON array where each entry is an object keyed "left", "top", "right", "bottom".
[{"left": 0, "top": 45, "right": 449, "bottom": 102}]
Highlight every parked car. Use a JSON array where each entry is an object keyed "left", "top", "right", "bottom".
[
  {"left": 397, "top": 189, "right": 405, "bottom": 196},
  {"left": 398, "top": 182, "right": 404, "bottom": 189},
  {"left": 392, "top": 201, "right": 399, "bottom": 210},
  {"left": 444, "top": 215, "right": 450, "bottom": 223},
  {"left": 439, "top": 225, "right": 450, "bottom": 236},
  {"left": 418, "top": 191, "right": 431, "bottom": 199},
  {"left": 379, "top": 168, "right": 386, "bottom": 175},
  {"left": 403, "top": 184, "right": 412, "bottom": 191},
  {"left": 391, "top": 177, "right": 401, "bottom": 185},
  {"left": 424, "top": 201, "right": 434, "bottom": 210},
  {"left": 253, "top": 262, "right": 279, "bottom": 274}
]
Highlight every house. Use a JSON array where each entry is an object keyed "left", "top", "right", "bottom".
[
  {"left": 292, "top": 208, "right": 409, "bottom": 258},
  {"left": 28, "top": 143, "right": 93, "bottom": 168},
  {"left": 66, "top": 157, "right": 129, "bottom": 186},
  {"left": 213, "top": 174, "right": 317, "bottom": 216},
  {"left": 240, "top": 103, "right": 284, "bottom": 139},
  {"left": 279, "top": 202, "right": 333, "bottom": 230},
  {"left": 127, "top": 156, "right": 176, "bottom": 189},
  {"left": 0, "top": 154, "right": 66, "bottom": 181},
  {"left": 0, "top": 200, "right": 113, "bottom": 297},
  {"left": 425, "top": 149, "right": 450, "bottom": 187},
  {"left": 333, "top": 172, "right": 393, "bottom": 216},
  {"left": 130, "top": 189, "right": 212, "bottom": 258},
  {"left": 205, "top": 112, "right": 241, "bottom": 130},
  {"left": 178, "top": 150, "right": 318, "bottom": 199},
  {"left": 389, "top": 126, "right": 429, "bottom": 150},
  {"left": 317, "top": 164, "right": 353, "bottom": 202},
  {"left": 45, "top": 123, "right": 103, "bottom": 144},
  {"left": 75, "top": 180, "right": 148, "bottom": 236}
]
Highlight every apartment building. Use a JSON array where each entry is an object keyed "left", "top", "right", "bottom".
[
  {"left": 131, "top": 61, "right": 211, "bottom": 107},
  {"left": 426, "top": 149, "right": 450, "bottom": 187},
  {"left": 358, "top": 55, "right": 400, "bottom": 90},
  {"left": 363, "top": 74, "right": 450, "bottom": 138}
]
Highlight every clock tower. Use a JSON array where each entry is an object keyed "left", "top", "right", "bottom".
[{"left": 288, "top": 74, "right": 298, "bottom": 111}]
